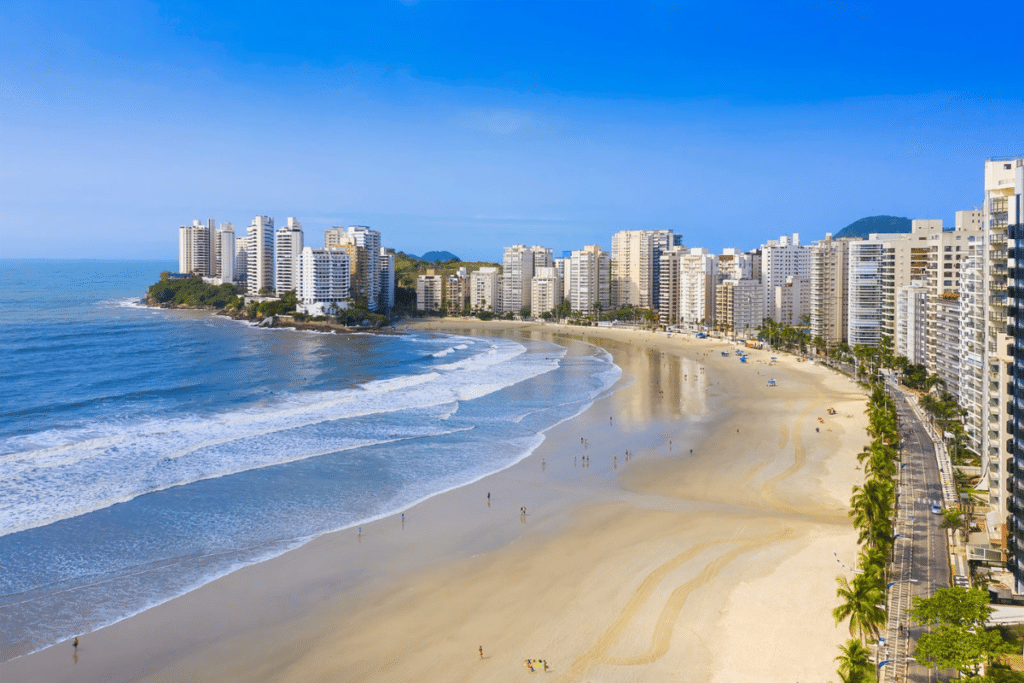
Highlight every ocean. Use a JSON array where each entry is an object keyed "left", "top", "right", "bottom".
[{"left": 0, "top": 259, "right": 621, "bottom": 661}]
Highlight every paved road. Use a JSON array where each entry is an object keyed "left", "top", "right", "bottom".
[{"left": 884, "top": 387, "right": 953, "bottom": 682}]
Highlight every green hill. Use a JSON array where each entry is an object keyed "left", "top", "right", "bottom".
[
  {"left": 833, "top": 215, "right": 912, "bottom": 240},
  {"left": 416, "top": 250, "right": 461, "bottom": 262}
]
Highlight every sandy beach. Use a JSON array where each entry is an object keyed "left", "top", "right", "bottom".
[{"left": 2, "top": 320, "right": 868, "bottom": 682}]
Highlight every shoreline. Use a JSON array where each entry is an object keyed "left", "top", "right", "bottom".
[{"left": 2, "top": 320, "right": 868, "bottom": 682}]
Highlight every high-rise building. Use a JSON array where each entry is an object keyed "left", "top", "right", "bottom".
[
  {"left": 895, "top": 282, "right": 928, "bottom": 364},
  {"left": 470, "top": 267, "right": 501, "bottom": 312},
  {"left": 569, "top": 245, "right": 610, "bottom": 314},
  {"left": 772, "top": 275, "right": 810, "bottom": 327},
  {"left": 501, "top": 245, "right": 536, "bottom": 314},
  {"left": 970, "top": 157, "right": 1023, "bottom": 536},
  {"left": 847, "top": 239, "right": 886, "bottom": 347},
  {"left": 810, "top": 234, "right": 855, "bottom": 344},
  {"left": 417, "top": 273, "right": 443, "bottom": 311},
  {"left": 275, "top": 218, "right": 304, "bottom": 295},
  {"left": 846, "top": 232, "right": 912, "bottom": 347},
  {"left": 1000, "top": 157, "right": 1024, "bottom": 590},
  {"left": 531, "top": 266, "right": 563, "bottom": 315},
  {"left": 760, "top": 234, "right": 811, "bottom": 322},
  {"left": 879, "top": 221, "right": 940, "bottom": 341},
  {"left": 217, "top": 223, "right": 235, "bottom": 284},
  {"left": 446, "top": 268, "right": 469, "bottom": 313},
  {"left": 346, "top": 226, "right": 381, "bottom": 311},
  {"left": 715, "top": 278, "right": 764, "bottom": 338},
  {"left": 379, "top": 248, "right": 395, "bottom": 313},
  {"left": 678, "top": 248, "right": 718, "bottom": 329},
  {"left": 235, "top": 236, "right": 248, "bottom": 285},
  {"left": 178, "top": 219, "right": 217, "bottom": 276},
  {"left": 298, "top": 246, "right": 351, "bottom": 315},
  {"left": 610, "top": 229, "right": 680, "bottom": 309},
  {"left": 246, "top": 215, "right": 275, "bottom": 295},
  {"left": 922, "top": 214, "right": 982, "bottom": 382},
  {"left": 932, "top": 294, "right": 961, "bottom": 399}
]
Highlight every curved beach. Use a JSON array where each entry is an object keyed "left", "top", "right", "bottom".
[{"left": 2, "top": 321, "right": 867, "bottom": 682}]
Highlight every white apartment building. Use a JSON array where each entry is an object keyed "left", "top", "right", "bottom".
[
  {"left": 217, "top": 223, "right": 235, "bottom": 284},
  {"left": 275, "top": 217, "right": 304, "bottom": 295},
  {"left": 847, "top": 239, "right": 886, "bottom": 347},
  {"left": 658, "top": 245, "right": 686, "bottom": 325},
  {"left": 895, "top": 282, "right": 928, "bottom": 365},
  {"left": 715, "top": 278, "right": 764, "bottom": 338},
  {"left": 501, "top": 245, "right": 536, "bottom": 314},
  {"left": 969, "top": 158, "right": 1024, "bottom": 522},
  {"left": 379, "top": 248, "right": 395, "bottom": 312},
  {"left": 718, "top": 248, "right": 754, "bottom": 281},
  {"left": 610, "top": 229, "right": 680, "bottom": 309},
  {"left": 569, "top": 245, "right": 610, "bottom": 314},
  {"left": 923, "top": 213, "right": 983, "bottom": 380},
  {"left": 810, "top": 234, "right": 854, "bottom": 344},
  {"left": 933, "top": 294, "right": 961, "bottom": 399},
  {"left": 531, "top": 266, "right": 563, "bottom": 315},
  {"left": 772, "top": 275, "right": 809, "bottom": 327},
  {"left": 246, "top": 215, "right": 275, "bottom": 295},
  {"left": 298, "top": 247, "right": 351, "bottom": 315},
  {"left": 470, "top": 267, "right": 501, "bottom": 312},
  {"left": 178, "top": 219, "right": 217, "bottom": 277},
  {"left": 679, "top": 248, "right": 718, "bottom": 329},
  {"left": 417, "top": 274, "right": 444, "bottom": 311},
  {"left": 880, "top": 221, "right": 940, "bottom": 341},
  {"left": 760, "top": 234, "right": 811, "bottom": 321}
]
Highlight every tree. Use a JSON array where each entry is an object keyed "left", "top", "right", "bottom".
[
  {"left": 833, "top": 574, "right": 887, "bottom": 644},
  {"left": 519, "top": 306, "right": 531, "bottom": 319},
  {"left": 911, "top": 587, "right": 1014, "bottom": 678},
  {"left": 833, "top": 638, "right": 873, "bottom": 683}
]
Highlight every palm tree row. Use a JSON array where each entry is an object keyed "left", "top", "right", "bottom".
[{"left": 832, "top": 384, "right": 900, "bottom": 681}]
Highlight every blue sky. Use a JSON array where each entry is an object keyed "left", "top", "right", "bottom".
[{"left": 2, "top": 1, "right": 1021, "bottom": 262}]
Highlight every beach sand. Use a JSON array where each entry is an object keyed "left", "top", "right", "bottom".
[{"left": 2, "top": 321, "right": 868, "bottom": 682}]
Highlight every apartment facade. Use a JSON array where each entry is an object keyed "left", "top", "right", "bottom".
[
  {"left": 569, "top": 245, "right": 610, "bottom": 314},
  {"left": 531, "top": 266, "right": 563, "bottom": 315},
  {"left": 895, "top": 282, "right": 928, "bottom": 365},
  {"left": 298, "top": 247, "right": 351, "bottom": 313},
  {"left": 715, "top": 278, "right": 763, "bottom": 338},
  {"left": 610, "top": 229, "right": 680, "bottom": 309},
  {"left": 501, "top": 245, "right": 536, "bottom": 314},
  {"left": 246, "top": 215, "right": 275, "bottom": 295},
  {"left": 1001, "top": 157, "right": 1024, "bottom": 590},
  {"left": 470, "top": 267, "right": 501, "bottom": 312},
  {"left": 810, "top": 234, "right": 854, "bottom": 344},
  {"left": 417, "top": 274, "right": 444, "bottom": 311},
  {"left": 275, "top": 217, "right": 304, "bottom": 295},
  {"left": 760, "top": 234, "right": 811, "bottom": 322},
  {"left": 178, "top": 219, "right": 217, "bottom": 277}
]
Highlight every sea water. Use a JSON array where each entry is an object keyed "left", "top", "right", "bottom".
[{"left": 0, "top": 260, "right": 621, "bottom": 660}]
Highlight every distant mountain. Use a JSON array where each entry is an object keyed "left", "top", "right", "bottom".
[
  {"left": 833, "top": 215, "right": 912, "bottom": 240},
  {"left": 417, "top": 250, "right": 461, "bottom": 263}
]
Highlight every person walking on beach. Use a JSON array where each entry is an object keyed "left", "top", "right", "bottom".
[
  {"left": 72, "top": 637, "right": 78, "bottom": 649},
  {"left": 479, "top": 645, "right": 484, "bottom": 659}
]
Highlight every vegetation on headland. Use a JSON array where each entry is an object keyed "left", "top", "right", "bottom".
[
  {"left": 146, "top": 274, "right": 393, "bottom": 330},
  {"left": 148, "top": 272, "right": 242, "bottom": 308}
]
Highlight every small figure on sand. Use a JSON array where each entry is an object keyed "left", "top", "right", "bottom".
[
  {"left": 479, "top": 645, "right": 484, "bottom": 659},
  {"left": 73, "top": 637, "right": 78, "bottom": 649},
  {"left": 609, "top": 416, "right": 613, "bottom": 425}
]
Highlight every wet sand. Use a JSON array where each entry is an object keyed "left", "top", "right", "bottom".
[{"left": 2, "top": 321, "right": 867, "bottom": 682}]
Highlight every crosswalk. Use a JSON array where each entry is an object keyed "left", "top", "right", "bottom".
[{"left": 915, "top": 497, "right": 943, "bottom": 508}]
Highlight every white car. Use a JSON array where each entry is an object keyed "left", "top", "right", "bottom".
[{"left": 931, "top": 504, "right": 942, "bottom": 515}]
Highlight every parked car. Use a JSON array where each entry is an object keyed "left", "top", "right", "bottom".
[{"left": 931, "top": 504, "right": 942, "bottom": 515}]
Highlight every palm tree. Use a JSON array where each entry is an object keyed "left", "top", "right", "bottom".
[
  {"left": 833, "top": 574, "right": 887, "bottom": 644},
  {"left": 833, "top": 638, "right": 873, "bottom": 683}
]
